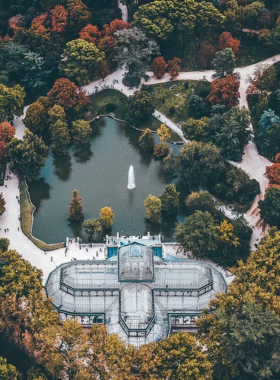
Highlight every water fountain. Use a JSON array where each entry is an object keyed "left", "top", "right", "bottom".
[{"left": 127, "top": 165, "right": 135, "bottom": 189}]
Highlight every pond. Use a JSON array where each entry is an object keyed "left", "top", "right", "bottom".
[{"left": 28, "top": 117, "right": 189, "bottom": 244}]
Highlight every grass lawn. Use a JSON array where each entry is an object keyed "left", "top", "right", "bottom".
[
  {"left": 88, "top": 89, "right": 180, "bottom": 141},
  {"left": 148, "top": 80, "right": 211, "bottom": 124},
  {"left": 20, "top": 181, "right": 64, "bottom": 251}
]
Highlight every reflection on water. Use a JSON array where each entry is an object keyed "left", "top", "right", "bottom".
[{"left": 28, "top": 117, "right": 189, "bottom": 244}]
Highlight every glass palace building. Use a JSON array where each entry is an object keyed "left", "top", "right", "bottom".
[{"left": 46, "top": 239, "right": 227, "bottom": 346}]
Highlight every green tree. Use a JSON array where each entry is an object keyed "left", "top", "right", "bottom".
[
  {"left": 99, "top": 206, "right": 114, "bottom": 228},
  {"left": 175, "top": 211, "right": 219, "bottom": 258},
  {"left": 0, "top": 238, "right": 9, "bottom": 252},
  {"left": 143, "top": 332, "right": 212, "bottom": 380},
  {"left": 126, "top": 91, "right": 154, "bottom": 125},
  {"left": 210, "top": 106, "right": 251, "bottom": 161},
  {"left": 139, "top": 128, "right": 155, "bottom": 152},
  {"left": 50, "top": 120, "right": 70, "bottom": 156},
  {"left": 160, "top": 184, "right": 179, "bottom": 215},
  {"left": 114, "top": 27, "right": 159, "bottom": 85},
  {"left": 83, "top": 219, "right": 103, "bottom": 242},
  {"left": 259, "top": 187, "right": 280, "bottom": 228},
  {"left": 212, "top": 48, "right": 235, "bottom": 79},
  {"left": 185, "top": 191, "right": 216, "bottom": 214},
  {"left": 48, "top": 104, "right": 66, "bottom": 125},
  {"left": 7, "top": 131, "right": 48, "bottom": 181},
  {"left": 0, "top": 194, "right": 5, "bottom": 216},
  {"left": 271, "top": 26, "right": 280, "bottom": 49},
  {"left": 162, "top": 149, "right": 176, "bottom": 174},
  {"left": 27, "top": 367, "right": 48, "bottom": 380},
  {"left": 60, "top": 39, "right": 105, "bottom": 85},
  {"left": 133, "top": 0, "right": 224, "bottom": 51},
  {"left": 21, "top": 51, "right": 50, "bottom": 92},
  {"left": 144, "top": 194, "right": 161, "bottom": 224},
  {"left": 72, "top": 119, "right": 91, "bottom": 144},
  {"left": 0, "top": 357, "right": 20, "bottom": 380},
  {"left": 177, "top": 141, "right": 225, "bottom": 187},
  {"left": 0, "top": 84, "right": 25, "bottom": 123},
  {"left": 24, "top": 101, "right": 48, "bottom": 135},
  {"left": 67, "top": 189, "right": 83, "bottom": 221},
  {"left": 182, "top": 117, "right": 209, "bottom": 141}
]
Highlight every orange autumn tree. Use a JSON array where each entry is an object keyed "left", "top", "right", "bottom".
[
  {"left": 218, "top": 32, "right": 240, "bottom": 57},
  {"left": 152, "top": 57, "right": 167, "bottom": 78},
  {"left": 50, "top": 5, "right": 69, "bottom": 33},
  {"left": 0, "top": 122, "right": 15, "bottom": 143},
  {"left": 103, "top": 19, "right": 130, "bottom": 36},
  {"left": 208, "top": 75, "right": 240, "bottom": 109},
  {"left": 199, "top": 44, "right": 216, "bottom": 69},
  {"left": 67, "top": 0, "right": 91, "bottom": 31},
  {"left": 47, "top": 78, "right": 90, "bottom": 118},
  {"left": 167, "top": 57, "right": 181, "bottom": 80},
  {"left": 79, "top": 24, "right": 101, "bottom": 43},
  {"left": 266, "top": 153, "right": 280, "bottom": 187}
]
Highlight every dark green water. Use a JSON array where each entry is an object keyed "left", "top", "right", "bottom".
[{"left": 28, "top": 117, "right": 189, "bottom": 244}]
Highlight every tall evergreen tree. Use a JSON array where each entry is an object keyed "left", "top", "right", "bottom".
[{"left": 67, "top": 189, "right": 83, "bottom": 221}]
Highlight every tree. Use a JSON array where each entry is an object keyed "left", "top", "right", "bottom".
[
  {"left": 211, "top": 106, "right": 251, "bottom": 161},
  {"left": 79, "top": 24, "right": 101, "bottom": 43},
  {"left": 144, "top": 194, "right": 161, "bottom": 224},
  {"left": 199, "top": 44, "right": 215, "bottom": 69},
  {"left": 218, "top": 32, "right": 240, "bottom": 57},
  {"left": 103, "top": 19, "right": 130, "bottom": 36},
  {"left": 0, "top": 84, "right": 25, "bottom": 123},
  {"left": 27, "top": 367, "right": 48, "bottom": 380},
  {"left": 50, "top": 120, "right": 70, "bottom": 156},
  {"left": 140, "top": 332, "right": 212, "bottom": 380},
  {"left": 114, "top": 27, "right": 159, "bottom": 86},
  {"left": 0, "top": 238, "right": 9, "bottom": 252},
  {"left": 50, "top": 5, "right": 69, "bottom": 33},
  {"left": 154, "top": 124, "right": 170, "bottom": 158},
  {"left": 7, "top": 131, "right": 48, "bottom": 181},
  {"left": 86, "top": 324, "right": 134, "bottom": 379},
  {"left": 72, "top": 119, "right": 91, "bottom": 144},
  {"left": 67, "top": 189, "right": 83, "bottom": 221},
  {"left": 212, "top": 48, "right": 235, "bottom": 79},
  {"left": 185, "top": 191, "right": 216, "bottom": 214},
  {"left": 67, "top": 0, "right": 91, "bottom": 32},
  {"left": 125, "top": 91, "right": 154, "bottom": 125},
  {"left": 259, "top": 187, "right": 280, "bottom": 228},
  {"left": 266, "top": 155, "right": 280, "bottom": 186},
  {"left": 151, "top": 57, "right": 167, "bottom": 78},
  {"left": 35, "top": 319, "right": 87, "bottom": 380},
  {"left": 0, "top": 194, "right": 6, "bottom": 216},
  {"left": 271, "top": 26, "right": 280, "bottom": 49},
  {"left": 139, "top": 128, "right": 155, "bottom": 152},
  {"left": 162, "top": 149, "right": 176, "bottom": 174},
  {"left": 188, "top": 95, "right": 210, "bottom": 118},
  {"left": 247, "top": 64, "right": 276, "bottom": 95},
  {"left": 167, "top": 57, "right": 181, "bottom": 80},
  {"left": 99, "top": 206, "right": 114, "bottom": 228},
  {"left": 208, "top": 75, "right": 240, "bottom": 109},
  {"left": 60, "top": 39, "right": 105, "bottom": 85},
  {"left": 133, "top": 0, "right": 225, "bottom": 50},
  {"left": 24, "top": 102, "right": 48, "bottom": 135},
  {"left": 83, "top": 218, "right": 103, "bottom": 242},
  {"left": 47, "top": 78, "right": 90, "bottom": 119},
  {"left": 0, "top": 122, "right": 15, "bottom": 143},
  {"left": 160, "top": 184, "right": 179, "bottom": 215},
  {"left": 0, "top": 357, "right": 20, "bottom": 380},
  {"left": 175, "top": 211, "right": 219, "bottom": 258},
  {"left": 21, "top": 51, "right": 50, "bottom": 92},
  {"left": 218, "top": 220, "right": 240, "bottom": 247},
  {"left": 182, "top": 117, "right": 209, "bottom": 141},
  {"left": 177, "top": 141, "right": 225, "bottom": 187}
]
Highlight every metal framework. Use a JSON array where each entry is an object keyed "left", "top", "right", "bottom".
[{"left": 46, "top": 242, "right": 227, "bottom": 346}]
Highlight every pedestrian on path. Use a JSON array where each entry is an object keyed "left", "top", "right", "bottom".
[{"left": 51, "top": 256, "right": 53, "bottom": 262}]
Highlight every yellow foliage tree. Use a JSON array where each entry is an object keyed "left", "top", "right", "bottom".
[
  {"left": 99, "top": 206, "right": 114, "bottom": 228},
  {"left": 218, "top": 220, "right": 240, "bottom": 247}
]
